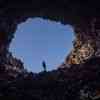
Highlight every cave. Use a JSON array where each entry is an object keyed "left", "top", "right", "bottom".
[
  {"left": 0, "top": 0, "right": 99, "bottom": 67},
  {"left": 0, "top": 0, "right": 99, "bottom": 100},
  {"left": 0, "top": 0, "right": 99, "bottom": 75}
]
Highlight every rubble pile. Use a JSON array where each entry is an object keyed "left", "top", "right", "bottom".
[{"left": 0, "top": 57, "right": 99, "bottom": 100}]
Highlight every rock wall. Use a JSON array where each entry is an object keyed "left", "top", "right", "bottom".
[
  {"left": 0, "top": 57, "right": 100, "bottom": 100},
  {"left": 0, "top": 51, "right": 25, "bottom": 79},
  {"left": 65, "top": 18, "right": 100, "bottom": 65},
  {"left": 0, "top": 0, "right": 99, "bottom": 67},
  {"left": 0, "top": 1, "right": 99, "bottom": 99}
]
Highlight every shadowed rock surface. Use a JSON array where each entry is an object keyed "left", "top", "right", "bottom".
[
  {"left": 0, "top": 0, "right": 100, "bottom": 65},
  {"left": 0, "top": 57, "right": 100, "bottom": 100},
  {"left": 0, "top": 0, "right": 100, "bottom": 100},
  {"left": 0, "top": 0, "right": 99, "bottom": 65}
]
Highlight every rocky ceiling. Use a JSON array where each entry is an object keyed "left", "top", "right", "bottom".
[{"left": 0, "top": 0, "right": 99, "bottom": 64}]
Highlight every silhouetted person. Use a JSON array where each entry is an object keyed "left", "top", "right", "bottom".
[{"left": 42, "top": 61, "right": 47, "bottom": 72}]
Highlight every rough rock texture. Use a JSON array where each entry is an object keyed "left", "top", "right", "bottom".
[
  {"left": 0, "top": 52, "right": 25, "bottom": 79},
  {"left": 0, "top": 0, "right": 99, "bottom": 65},
  {"left": 0, "top": 57, "right": 100, "bottom": 100},
  {"left": 4, "top": 52, "right": 25, "bottom": 77},
  {"left": 0, "top": 0, "right": 100, "bottom": 100},
  {"left": 65, "top": 18, "right": 100, "bottom": 65}
]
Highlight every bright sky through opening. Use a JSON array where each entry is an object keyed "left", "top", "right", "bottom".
[{"left": 9, "top": 18, "right": 74, "bottom": 72}]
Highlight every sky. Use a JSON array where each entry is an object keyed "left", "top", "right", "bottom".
[{"left": 9, "top": 18, "right": 74, "bottom": 73}]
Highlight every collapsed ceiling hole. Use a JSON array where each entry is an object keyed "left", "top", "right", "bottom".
[{"left": 9, "top": 18, "right": 74, "bottom": 72}]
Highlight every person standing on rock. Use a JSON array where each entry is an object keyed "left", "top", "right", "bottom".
[{"left": 42, "top": 61, "right": 47, "bottom": 72}]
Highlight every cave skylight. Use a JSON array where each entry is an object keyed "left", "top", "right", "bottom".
[{"left": 9, "top": 18, "right": 74, "bottom": 72}]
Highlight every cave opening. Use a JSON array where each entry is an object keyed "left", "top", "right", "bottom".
[{"left": 9, "top": 17, "right": 74, "bottom": 72}]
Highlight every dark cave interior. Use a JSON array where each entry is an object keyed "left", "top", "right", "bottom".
[
  {"left": 0, "top": 0, "right": 100, "bottom": 100},
  {"left": 0, "top": 0, "right": 99, "bottom": 66}
]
